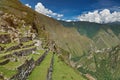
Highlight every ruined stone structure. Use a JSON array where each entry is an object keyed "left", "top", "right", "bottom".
[{"left": 10, "top": 58, "right": 35, "bottom": 80}]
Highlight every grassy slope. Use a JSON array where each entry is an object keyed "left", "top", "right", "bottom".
[
  {"left": 93, "top": 29, "right": 120, "bottom": 49},
  {"left": 52, "top": 54, "right": 86, "bottom": 80},
  {"left": 28, "top": 52, "right": 53, "bottom": 80}
]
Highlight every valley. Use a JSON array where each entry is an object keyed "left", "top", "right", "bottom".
[{"left": 0, "top": 0, "right": 120, "bottom": 80}]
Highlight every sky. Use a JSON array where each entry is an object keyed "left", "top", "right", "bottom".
[{"left": 20, "top": 0, "right": 120, "bottom": 23}]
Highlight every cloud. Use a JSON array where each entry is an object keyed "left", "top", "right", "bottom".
[
  {"left": 65, "top": 20, "right": 72, "bottom": 22},
  {"left": 78, "top": 9, "right": 120, "bottom": 23},
  {"left": 35, "top": 2, "right": 63, "bottom": 18},
  {"left": 25, "top": 4, "right": 32, "bottom": 8}
]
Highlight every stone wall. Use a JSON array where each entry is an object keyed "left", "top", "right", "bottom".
[
  {"left": 2, "top": 47, "right": 36, "bottom": 59},
  {"left": 35, "top": 50, "right": 49, "bottom": 65},
  {"left": 20, "top": 37, "right": 32, "bottom": 42},
  {"left": 10, "top": 58, "right": 35, "bottom": 80},
  {"left": 10, "top": 50, "right": 49, "bottom": 80},
  {"left": 0, "top": 59, "right": 10, "bottom": 65},
  {"left": 0, "top": 74, "right": 4, "bottom": 80},
  {"left": 2, "top": 54, "right": 12, "bottom": 59},
  {"left": 5, "top": 45, "right": 20, "bottom": 52},
  {"left": 0, "top": 34, "right": 11, "bottom": 44},
  {"left": 0, "top": 46, "right": 4, "bottom": 51},
  {"left": 13, "top": 47, "right": 36, "bottom": 57},
  {"left": 22, "top": 42, "right": 35, "bottom": 48},
  {"left": 47, "top": 53, "right": 54, "bottom": 80}
]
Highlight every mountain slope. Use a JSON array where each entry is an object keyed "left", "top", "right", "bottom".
[
  {"left": 0, "top": 0, "right": 95, "bottom": 61},
  {"left": 59, "top": 21, "right": 120, "bottom": 49},
  {"left": 0, "top": 0, "right": 86, "bottom": 80}
]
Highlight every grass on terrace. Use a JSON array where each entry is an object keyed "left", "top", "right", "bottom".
[
  {"left": 0, "top": 50, "right": 45, "bottom": 79},
  {"left": 27, "top": 50, "right": 45, "bottom": 61},
  {"left": 2, "top": 50, "right": 45, "bottom": 69},
  {"left": 0, "top": 42, "right": 18, "bottom": 49},
  {"left": 28, "top": 52, "right": 53, "bottom": 80},
  {"left": 52, "top": 55, "right": 86, "bottom": 80},
  {"left": 0, "top": 66, "right": 17, "bottom": 79}
]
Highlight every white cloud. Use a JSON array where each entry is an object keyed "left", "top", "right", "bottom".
[
  {"left": 65, "top": 20, "right": 72, "bottom": 22},
  {"left": 35, "top": 2, "right": 63, "bottom": 18},
  {"left": 78, "top": 9, "right": 120, "bottom": 23},
  {"left": 25, "top": 4, "right": 31, "bottom": 8}
]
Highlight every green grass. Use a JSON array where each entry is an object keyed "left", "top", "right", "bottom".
[
  {"left": 0, "top": 32, "right": 9, "bottom": 35},
  {"left": 22, "top": 41, "right": 34, "bottom": 46},
  {"left": 27, "top": 50, "right": 45, "bottom": 61},
  {"left": 52, "top": 55, "right": 86, "bottom": 80},
  {"left": 0, "top": 66, "right": 17, "bottom": 79},
  {"left": 2, "top": 57, "right": 26, "bottom": 70},
  {"left": 0, "top": 52, "right": 11, "bottom": 59},
  {"left": 28, "top": 52, "right": 53, "bottom": 80},
  {"left": 2, "top": 50, "right": 45, "bottom": 69},
  {"left": 0, "top": 59, "right": 8, "bottom": 63},
  {"left": 0, "top": 50, "right": 45, "bottom": 79},
  {"left": 0, "top": 42, "right": 18, "bottom": 48}
]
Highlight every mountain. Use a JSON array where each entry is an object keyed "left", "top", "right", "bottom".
[
  {"left": 59, "top": 20, "right": 120, "bottom": 79},
  {"left": 0, "top": 0, "right": 86, "bottom": 80},
  {"left": 59, "top": 20, "right": 120, "bottom": 48},
  {"left": 0, "top": 0, "right": 120, "bottom": 80}
]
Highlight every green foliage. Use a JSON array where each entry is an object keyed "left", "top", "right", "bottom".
[
  {"left": 77, "top": 45, "right": 120, "bottom": 80},
  {"left": 52, "top": 54, "right": 86, "bottom": 80},
  {"left": 59, "top": 21, "right": 120, "bottom": 39},
  {"left": 28, "top": 52, "right": 53, "bottom": 80}
]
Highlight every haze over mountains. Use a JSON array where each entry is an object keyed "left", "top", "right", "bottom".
[{"left": 0, "top": 0, "right": 120, "bottom": 80}]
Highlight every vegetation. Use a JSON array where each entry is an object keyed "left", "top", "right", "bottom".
[
  {"left": 0, "top": 0, "right": 120, "bottom": 80},
  {"left": 52, "top": 54, "right": 86, "bottom": 80},
  {"left": 28, "top": 52, "right": 53, "bottom": 80}
]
